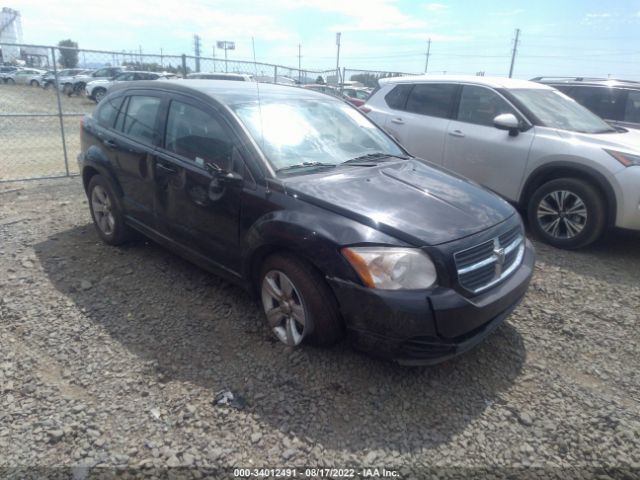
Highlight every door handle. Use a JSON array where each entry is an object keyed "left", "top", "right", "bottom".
[
  {"left": 449, "top": 130, "right": 465, "bottom": 138},
  {"left": 390, "top": 117, "right": 404, "bottom": 125},
  {"left": 103, "top": 139, "right": 118, "bottom": 148},
  {"left": 156, "top": 163, "right": 178, "bottom": 175}
]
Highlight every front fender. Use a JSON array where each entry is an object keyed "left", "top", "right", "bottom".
[{"left": 241, "top": 206, "right": 409, "bottom": 286}]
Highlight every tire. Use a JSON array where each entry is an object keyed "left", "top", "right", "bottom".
[
  {"left": 93, "top": 88, "right": 106, "bottom": 103},
  {"left": 62, "top": 83, "right": 73, "bottom": 95},
  {"left": 6, "top": 78, "right": 15, "bottom": 85},
  {"left": 528, "top": 177, "right": 606, "bottom": 249},
  {"left": 259, "top": 253, "right": 343, "bottom": 347},
  {"left": 30, "top": 79, "right": 39, "bottom": 87},
  {"left": 87, "top": 175, "right": 133, "bottom": 245}
]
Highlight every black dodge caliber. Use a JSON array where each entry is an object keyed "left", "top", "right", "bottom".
[{"left": 78, "top": 80, "right": 535, "bottom": 365}]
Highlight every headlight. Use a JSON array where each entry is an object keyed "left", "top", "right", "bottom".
[
  {"left": 605, "top": 149, "right": 640, "bottom": 167},
  {"left": 342, "top": 247, "right": 437, "bottom": 290}
]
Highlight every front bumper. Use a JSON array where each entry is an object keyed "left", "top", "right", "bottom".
[
  {"left": 614, "top": 166, "right": 640, "bottom": 231},
  {"left": 328, "top": 239, "right": 535, "bottom": 366}
]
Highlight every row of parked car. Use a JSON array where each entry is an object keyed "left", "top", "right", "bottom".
[
  {"left": 77, "top": 74, "right": 639, "bottom": 364},
  {"left": 0, "top": 64, "right": 373, "bottom": 105}
]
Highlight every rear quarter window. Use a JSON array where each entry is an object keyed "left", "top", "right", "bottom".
[
  {"left": 384, "top": 84, "right": 412, "bottom": 110},
  {"left": 95, "top": 96, "right": 124, "bottom": 128}
]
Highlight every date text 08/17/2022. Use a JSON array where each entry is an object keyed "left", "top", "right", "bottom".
[{"left": 233, "top": 467, "right": 400, "bottom": 478}]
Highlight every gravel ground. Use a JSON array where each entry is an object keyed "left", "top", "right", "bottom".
[{"left": 1, "top": 177, "right": 639, "bottom": 479}]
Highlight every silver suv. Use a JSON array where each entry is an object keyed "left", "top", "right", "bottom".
[{"left": 364, "top": 76, "right": 640, "bottom": 248}]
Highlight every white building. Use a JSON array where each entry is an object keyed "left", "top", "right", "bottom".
[{"left": 0, "top": 7, "right": 23, "bottom": 63}]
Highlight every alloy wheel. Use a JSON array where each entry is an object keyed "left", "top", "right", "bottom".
[
  {"left": 91, "top": 185, "right": 116, "bottom": 236},
  {"left": 536, "top": 190, "right": 588, "bottom": 239},
  {"left": 261, "top": 270, "right": 307, "bottom": 346},
  {"left": 94, "top": 89, "right": 106, "bottom": 102}
]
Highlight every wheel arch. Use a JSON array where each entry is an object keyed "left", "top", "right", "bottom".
[
  {"left": 81, "top": 159, "right": 124, "bottom": 200},
  {"left": 242, "top": 214, "right": 364, "bottom": 298},
  {"left": 519, "top": 161, "right": 617, "bottom": 229}
]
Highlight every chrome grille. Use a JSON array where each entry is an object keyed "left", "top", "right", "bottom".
[{"left": 454, "top": 226, "right": 525, "bottom": 294}]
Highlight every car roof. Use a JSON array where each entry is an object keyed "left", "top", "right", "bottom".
[
  {"left": 379, "top": 75, "right": 553, "bottom": 90},
  {"left": 532, "top": 77, "right": 640, "bottom": 89},
  {"left": 109, "top": 79, "right": 339, "bottom": 105}
]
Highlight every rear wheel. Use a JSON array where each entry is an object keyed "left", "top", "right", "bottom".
[
  {"left": 6, "top": 78, "right": 15, "bottom": 85},
  {"left": 259, "top": 254, "right": 343, "bottom": 347},
  {"left": 87, "top": 175, "right": 133, "bottom": 245},
  {"left": 528, "top": 178, "right": 606, "bottom": 249},
  {"left": 30, "top": 79, "right": 39, "bottom": 87}
]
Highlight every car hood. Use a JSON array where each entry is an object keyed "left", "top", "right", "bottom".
[
  {"left": 283, "top": 159, "right": 516, "bottom": 246},
  {"left": 555, "top": 127, "right": 640, "bottom": 154}
]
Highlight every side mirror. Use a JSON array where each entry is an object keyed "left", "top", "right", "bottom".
[
  {"left": 494, "top": 113, "right": 521, "bottom": 136},
  {"left": 206, "top": 161, "right": 243, "bottom": 201}
]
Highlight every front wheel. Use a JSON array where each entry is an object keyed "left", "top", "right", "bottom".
[
  {"left": 259, "top": 254, "right": 343, "bottom": 347},
  {"left": 528, "top": 178, "right": 606, "bottom": 249},
  {"left": 30, "top": 79, "right": 39, "bottom": 87},
  {"left": 6, "top": 78, "right": 15, "bottom": 85}
]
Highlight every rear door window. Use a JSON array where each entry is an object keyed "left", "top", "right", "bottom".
[
  {"left": 456, "top": 85, "right": 518, "bottom": 127},
  {"left": 117, "top": 95, "right": 162, "bottom": 145},
  {"left": 568, "top": 86, "right": 625, "bottom": 121},
  {"left": 164, "top": 100, "right": 234, "bottom": 170},
  {"left": 405, "top": 83, "right": 457, "bottom": 118},
  {"left": 623, "top": 90, "right": 640, "bottom": 124}
]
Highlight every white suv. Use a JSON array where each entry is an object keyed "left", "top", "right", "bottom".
[{"left": 364, "top": 75, "right": 640, "bottom": 248}]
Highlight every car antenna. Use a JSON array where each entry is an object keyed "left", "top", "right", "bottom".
[{"left": 251, "top": 36, "right": 269, "bottom": 193}]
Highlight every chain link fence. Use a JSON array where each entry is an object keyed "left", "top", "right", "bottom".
[{"left": 0, "top": 42, "right": 418, "bottom": 182}]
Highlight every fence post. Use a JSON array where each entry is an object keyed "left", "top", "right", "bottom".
[
  {"left": 181, "top": 54, "right": 187, "bottom": 77},
  {"left": 51, "top": 47, "right": 70, "bottom": 177}
]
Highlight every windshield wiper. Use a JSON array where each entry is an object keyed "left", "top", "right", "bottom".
[
  {"left": 276, "top": 162, "right": 337, "bottom": 173},
  {"left": 341, "top": 152, "right": 409, "bottom": 165}
]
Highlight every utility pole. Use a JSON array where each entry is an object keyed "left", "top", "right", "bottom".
[
  {"left": 194, "top": 34, "right": 201, "bottom": 73},
  {"left": 335, "top": 32, "right": 341, "bottom": 88},
  {"left": 298, "top": 44, "right": 302, "bottom": 84},
  {"left": 160, "top": 48, "right": 163, "bottom": 68},
  {"left": 212, "top": 45, "right": 216, "bottom": 72},
  {"left": 139, "top": 45, "right": 143, "bottom": 66},
  {"left": 424, "top": 38, "right": 431, "bottom": 74},
  {"left": 508, "top": 28, "right": 520, "bottom": 78}
]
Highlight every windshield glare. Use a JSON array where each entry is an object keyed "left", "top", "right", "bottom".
[
  {"left": 231, "top": 99, "right": 404, "bottom": 172},
  {"left": 510, "top": 88, "right": 615, "bottom": 134}
]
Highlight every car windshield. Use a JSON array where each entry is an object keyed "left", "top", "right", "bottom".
[
  {"left": 231, "top": 98, "right": 405, "bottom": 173},
  {"left": 509, "top": 88, "right": 616, "bottom": 134}
]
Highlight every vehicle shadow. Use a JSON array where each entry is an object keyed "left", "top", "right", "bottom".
[{"left": 35, "top": 224, "right": 526, "bottom": 453}]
